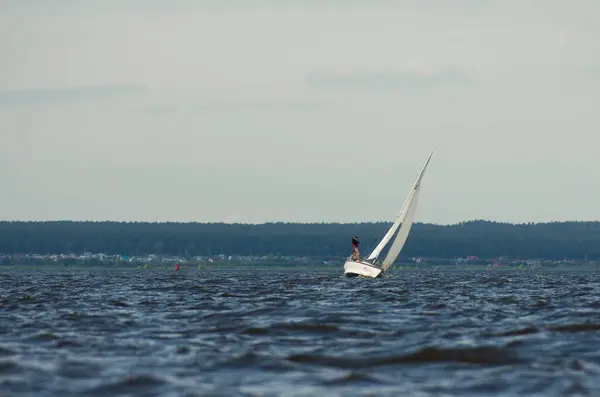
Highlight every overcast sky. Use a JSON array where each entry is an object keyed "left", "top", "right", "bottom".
[{"left": 1, "top": 0, "right": 599, "bottom": 224}]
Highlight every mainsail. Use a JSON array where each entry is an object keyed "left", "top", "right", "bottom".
[{"left": 365, "top": 149, "right": 434, "bottom": 270}]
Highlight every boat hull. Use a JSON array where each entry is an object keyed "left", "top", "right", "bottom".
[{"left": 343, "top": 260, "right": 383, "bottom": 278}]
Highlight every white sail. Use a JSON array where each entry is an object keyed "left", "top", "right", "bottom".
[
  {"left": 365, "top": 190, "right": 412, "bottom": 261},
  {"left": 366, "top": 149, "right": 435, "bottom": 263},
  {"left": 380, "top": 188, "right": 420, "bottom": 271},
  {"left": 365, "top": 212, "right": 404, "bottom": 261}
]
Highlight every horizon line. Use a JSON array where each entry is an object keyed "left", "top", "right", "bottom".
[{"left": 1, "top": 219, "right": 598, "bottom": 226}]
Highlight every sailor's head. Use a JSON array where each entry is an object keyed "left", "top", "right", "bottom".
[{"left": 352, "top": 236, "right": 360, "bottom": 245}]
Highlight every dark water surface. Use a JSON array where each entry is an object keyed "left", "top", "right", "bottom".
[{"left": 1, "top": 268, "right": 600, "bottom": 396}]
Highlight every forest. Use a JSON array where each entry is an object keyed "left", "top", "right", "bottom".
[{"left": 1, "top": 220, "right": 599, "bottom": 260}]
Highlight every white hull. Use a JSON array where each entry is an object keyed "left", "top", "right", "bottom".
[{"left": 343, "top": 260, "right": 383, "bottom": 278}]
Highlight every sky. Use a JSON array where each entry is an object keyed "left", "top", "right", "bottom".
[{"left": 1, "top": 0, "right": 599, "bottom": 224}]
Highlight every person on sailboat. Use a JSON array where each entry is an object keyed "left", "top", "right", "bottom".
[{"left": 351, "top": 236, "right": 361, "bottom": 262}]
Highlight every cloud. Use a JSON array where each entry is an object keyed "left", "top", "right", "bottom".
[
  {"left": 142, "top": 100, "right": 333, "bottom": 115},
  {"left": 304, "top": 69, "right": 474, "bottom": 91},
  {"left": 0, "top": 0, "right": 493, "bottom": 15},
  {"left": 0, "top": 0, "right": 390, "bottom": 15},
  {"left": 0, "top": 84, "right": 146, "bottom": 107},
  {"left": 582, "top": 65, "right": 600, "bottom": 76}
]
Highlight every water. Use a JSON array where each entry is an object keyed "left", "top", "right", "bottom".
[{"left": 1, "top": 268, "right": 600, "bottom": 396}]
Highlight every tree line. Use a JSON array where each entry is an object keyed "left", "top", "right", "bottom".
[{"left": 1, "top": 220, "right": 599, "bottom": 260}]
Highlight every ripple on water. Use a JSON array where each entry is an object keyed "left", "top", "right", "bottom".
[{"left": 1, "top": 268, "right": 600, "bottom": 396}]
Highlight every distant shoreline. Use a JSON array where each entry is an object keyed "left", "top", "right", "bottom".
[{"left": 2, "top": 220, "right": 600, "bottom": 261}]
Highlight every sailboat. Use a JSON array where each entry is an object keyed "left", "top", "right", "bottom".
[{"left": 343, "top": 149, "right": 434, "bottom": 278}]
